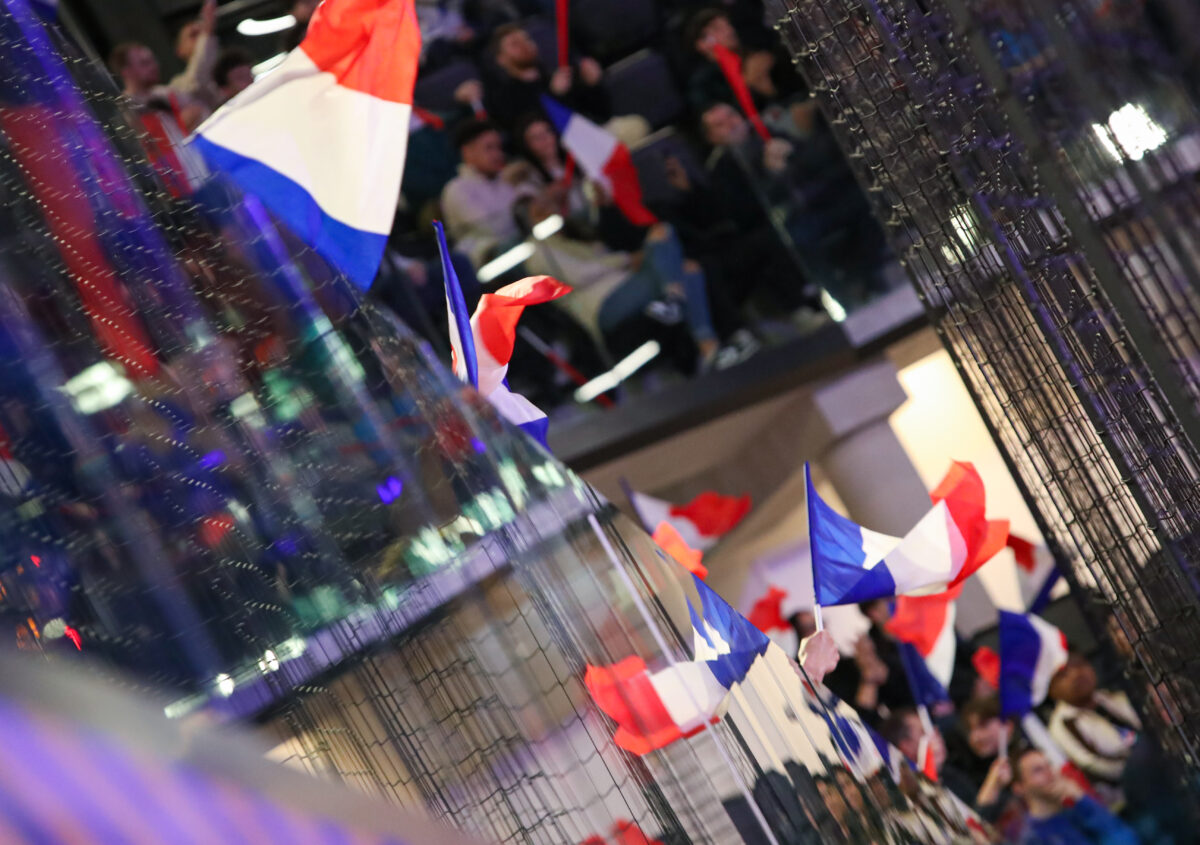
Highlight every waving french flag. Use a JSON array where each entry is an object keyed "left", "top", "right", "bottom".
[
  {"left": 436, "top": 222, "right": 568, "bottom": 447},
  {"left": 585, "top": 576, "right": 765, "bottom": 754},
  {"left": 540, "top": 95, "right": 657, "bottom": 226},
  {"left": 627, "top": 487, "right": 752, "bottom": 551},
  {"left": 806, "top": 461, "right": 1008, "bottom": 606},
  {"left": 193, "top": 0, "right": 419, "bottom": 290},
  {"left": 998, "top": 611, "right": 1069, "bottom": 718}
]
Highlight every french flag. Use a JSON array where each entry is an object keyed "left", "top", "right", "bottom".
[
  {"left": 997, "top": 611, "right": 1069, "bottom": 718},
  {"left": 193, "top": 0, "right": 420, "bottom": 290},
  {"left": 436, "top": 221, "right": 569, "bottom": 447},
  {"left": 806, "top": 461, "right": 1008, "bottom": 606},
  {"left": 585, "top": 576, "right": 765, "bottom": 754},
  {"left": 540, "top": 95, "right": 657, "bottom": 226},
  {"left": 627, "top": 488, "right": 752, "bottom": 552},
  {"left": 888, "top": 586, "right": 960, "bottom": 691}
]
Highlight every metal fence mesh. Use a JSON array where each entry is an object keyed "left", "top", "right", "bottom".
[{"left": 769, "top": 0, "right": 1200, "bottom": 775}]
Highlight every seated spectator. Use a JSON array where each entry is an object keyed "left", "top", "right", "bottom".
[
  {"left": 683, "top": 7, "right": 816, "bottom": 140},
  {"left": 881, "top": 708, "right": 979, "bottom": 806},
  {"left": 948, "top": 695, "right": 1022, "bottom": 825},
  {"left": 109, "top": 42, "right": 208, "bottom": 195},
  {"left": 416, "top": 0, "right": 541, "bottom": 71},
  {"left": 483, "top": 23, "right": 610, "bottom": 130},
  {"left": 213, "top": 48, "right": 254, "bottom": 104},
  {"left": 1047, "top": 653, "right": 1141, "bottom": 799},
  {"left": 442, "top": 120, "right": 722, "bottom": 365},
  {"left": 698, "top": 102, "right": 891, "bottom": 308},
  {"left": 1010, "top": 746, "right": 1139, "bottom": 844},
  {"left": 171, "top": 0, "right": 220, "bottom": 114},
  {"left": 441, "top": 119, "right": 527, "bottom": 268}
]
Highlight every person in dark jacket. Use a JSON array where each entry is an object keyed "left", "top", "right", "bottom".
[{"left": 482, "top": 23, "right": 609, "bottom": 130}]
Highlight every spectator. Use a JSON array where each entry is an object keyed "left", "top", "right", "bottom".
[
  {"left": 947, "top": 695, "right": 1023, "bottom": 826},
  {"left": 442, "top": 120, "right": 722, "bottom": 365},
  {"left": 109, "top": 42, "right": 208, "bottom": 195},
  {"left": 170, "top": 0, "right": 220, "bottom": 113},
  {"left": 698, "top": 102, "right": 891, "bottom": 308},
  {"left": 880, "top": 708, "right": 978, "bottom": 806},
  {"left": 483, "top": 23, "right": 609, "bottom": 130},
  {"left": 416, "top": 0, "right": 541, "bottom": 71},
  {"left": 1047, "top": 653, "right": 1141, "bottom": 796},
  {"left": 441, "top": 119, "right": 527, "bottom": 268},
  {"left": 1010, "top": 747, "right": 1139, "bottom": 844},
  {"left": 683, "top": 7, "right": 815, "bottom": 139},
  {"left": 661, "top": 148, "right": 827, "bottom": 334},
  {"left": 213, "top": 48, "right": 254, "bottom": 104}
]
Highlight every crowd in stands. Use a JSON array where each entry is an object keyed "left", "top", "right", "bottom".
[
  {"left": 107, "top": 0, "right": 900, "bottom": 415},
  {"left": 796, "top": 603, "right": 1194, "bottom": 843}
]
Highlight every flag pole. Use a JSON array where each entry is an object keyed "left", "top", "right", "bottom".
[{"left": 804, "top": 463, "right": 824, "bottom": 632}]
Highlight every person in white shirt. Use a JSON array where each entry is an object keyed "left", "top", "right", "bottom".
[{"left": 1046, "top": 653, "right": 1140, "bottom": 795}]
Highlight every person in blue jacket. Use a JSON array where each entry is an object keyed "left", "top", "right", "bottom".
[{"left": 1011, "top": 746, "right": 1139, "bottom": 845}]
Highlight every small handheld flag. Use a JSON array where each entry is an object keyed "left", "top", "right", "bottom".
[
  {"left": 626, "top": 487, "right": 751, "bottom": 551},
  {"left": 436, "top": 222, "right": 569, "bottom": 447},
  {"left": 194, "top": 0, "right": 421, "bottom": 289},
  {"left": 806, "top": 461, "right": 1007, "bottom": 607},
  {"left": 541, "top": 96, "right": 658, "bottom": 226},
  {"left": 997, "top": 610, "right": 1069, "bottom": 718}
]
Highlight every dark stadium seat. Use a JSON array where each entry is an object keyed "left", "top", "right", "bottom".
[{"left": 604, "top": 49, "right": 685, "bottom": 130}]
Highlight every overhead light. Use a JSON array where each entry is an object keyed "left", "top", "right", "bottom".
[
  {"left": 574, "top": 340, "right": 660, "bottom": 402},
  {"left": 478, "top": 242, "right": 535, "bottom": 283},
  {"left": 252, "top": 52, "right": 288, "bottom": 78},
  {"left": 215, "top": 673, "right": 235, "bottom": 697},
  {"left": 1092, "top": 103, "right": 1167, "bottom": 162},
  {"left": 237, "top": 14, "right": 296, "bottom": 36}
]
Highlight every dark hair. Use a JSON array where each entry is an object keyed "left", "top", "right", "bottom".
[
  {"left": 453, "top": 119, "right": 501, "bottom": 151},
  {"left": 214, "top": 48, "right": 253, "bottom": 88},
  {"left": 879, "top": 707, "right": 918, "bottom": 747},
  {"left": 511, "top": 112, "right": 561, "bottom": 178},
  {"left": 683, "top": 8, "right": 727, "bottom": 53},
  {"left": 858, "top": 598, "right": 889, "bottom": 617},
  {"left": 108, "top": 42, "right": 146, "bottom": 75},
  {"left": 488, "top": 22, "right": 527, "bottom": 58},
  {"left": 1008, "top": 743, "right": 1041, "bottom": 780},
  {"left": 960, "top": 695, "right": 1001, "bottom": 729}
]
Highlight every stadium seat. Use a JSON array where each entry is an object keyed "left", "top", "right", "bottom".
[
  {"left": 413, "top": 58, "right": 481, "bottom": 114},
  {"left": 571, "top": 0, "right": 659, "bottom": 63},
  {"left": 604, "top": 50, "right": 685, "bottom": 131}
]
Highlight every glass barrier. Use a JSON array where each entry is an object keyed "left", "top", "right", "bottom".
[{"left": 0, "top": 4, "right": 985, "bottom": 842}]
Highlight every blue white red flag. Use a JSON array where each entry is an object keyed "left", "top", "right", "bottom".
[
  {"left": 584, "top": 576, "right": 767, "bottom": 754},
  {"left": 806, "top": 461, "right": 1008, "bottom": 606},
  {"left": 998, "top": 611, "right": 1069, "bottom": 717},
  {"left": 436, "top": 222, "right": 568, "bottom": 447},
  {"left": 541, "top": 95, "right": 657, "bottom": 226},
  {"left": 193, "top": 0, "right": 420, "bottom": 289}
]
